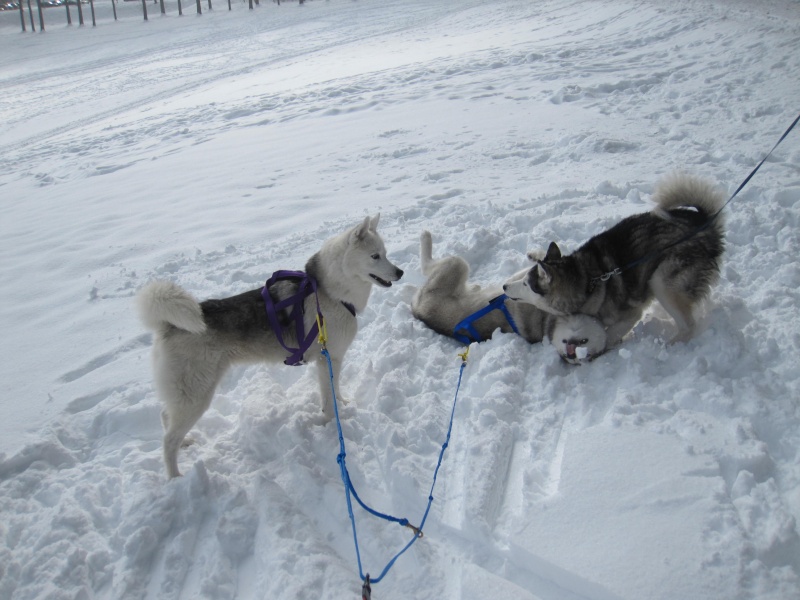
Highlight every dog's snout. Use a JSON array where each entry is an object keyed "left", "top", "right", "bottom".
[{"left": 396, "top": 268, "right": 404, "bottom": 279}]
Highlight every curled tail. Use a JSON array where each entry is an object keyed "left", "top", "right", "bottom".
[
  {"left": 652, "top": 173, "right": 726, "bottom": 229},
  {"left": 136, "top": 280, "right": 206, "bottom": 334}
]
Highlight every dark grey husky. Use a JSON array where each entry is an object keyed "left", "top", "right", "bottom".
[
  {"left": 137, "top": 215, "right": 403, "bottom": 478},
  {"left": 504, "top": 174, "right": 725, "bottom": 346}
]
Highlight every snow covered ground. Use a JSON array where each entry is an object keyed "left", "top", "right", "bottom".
[{"left": 1, "top": 0, "right": 799, "bottom": 598}]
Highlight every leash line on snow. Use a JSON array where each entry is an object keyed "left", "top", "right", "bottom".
[
  {"left": 591, "top": 112, "right": 800, "bottom": 286},
  {"left": 319, "top": 327, "right": 469, "bottom": 593}
]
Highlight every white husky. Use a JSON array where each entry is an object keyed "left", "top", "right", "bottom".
[
  {"left": 412, "top": 231, "right": 607, "bottom": 363},
  {"left": 137, "top": 215, "right": 403, "bottom": 478}
]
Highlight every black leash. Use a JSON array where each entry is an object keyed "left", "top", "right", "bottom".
[
  {"left": 713, "top": 112, "right": 800, "bottom": 219},
  {"left": 590, "top": 112, "right": 799, "bottom": 288}
]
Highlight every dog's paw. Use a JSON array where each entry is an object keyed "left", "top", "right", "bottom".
[
  {"left": 320, "top": 395, "right": 350, "bottom": 423},
  {"left": 527, "top": 249, "right": 545, "bottom": 262},
  {"left": 320, "top": 397, "right": 336, "bottom": 423},
  {"left": 668, "top": 329, "right": 695, "bottom": 345},
  {"left": 181, "top": 436, "right": 196, "bottom": 448}
]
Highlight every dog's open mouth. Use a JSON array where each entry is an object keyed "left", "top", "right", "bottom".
[
  {"left": 370, "top": 274, "right": 393, "bottom": 287},
  {"left": 562, "top": 343, "right": 591, "bottom": 365}
]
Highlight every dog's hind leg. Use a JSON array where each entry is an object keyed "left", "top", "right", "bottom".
[
  {"left": 650, "top": 264, "right": 695, "bottom": 344},
  {"left": 156, "top": 352, "right": 222, "bottom": 478},
  {"left": 420, "top": 231, "right": 436, "bottom": 276},
  {"left": 419, "top": 231, "right": 472, "bottom": 291},
  {"left": 651, "top": 278, "right": 696, "bottom": 343},
  {"left": 161, "top": 390, "right": 215, "bottom": 478}
]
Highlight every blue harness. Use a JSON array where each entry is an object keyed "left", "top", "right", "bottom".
[{"left": 452, "top": 294, "right": 520, "bottom": 345}]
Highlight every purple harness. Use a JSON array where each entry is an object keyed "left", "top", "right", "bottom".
[
  {"left": 261, "top": 270, "right": 357, "bottom": 366},
  {"left": 262, "top": 270, "right": 322, "bottom": 366}
]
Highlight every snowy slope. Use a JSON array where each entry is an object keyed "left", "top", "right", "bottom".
[{"left": 1, "top": 1, "right": 799, "bottom": 599}]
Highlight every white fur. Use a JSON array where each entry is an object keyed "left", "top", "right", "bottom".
[
  {"left": 137, "top": 215, "right": 403, "bottom": 478},
  {"left": 503, "top": 265, "right": 566, "bottom": 315},
  {"left": 136, "top": 281, "right": 206, "bottom": 334},
  {"left": 412, "top": 231, "right": 541, "bottom": 343},
  {"left": 549, "top": 314, "right": 608, "bottom": 365}
]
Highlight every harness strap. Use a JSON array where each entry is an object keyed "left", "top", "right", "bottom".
[
  {"left": 262, "top": 270, "right": 321, "bottom": 366},
  {"left": 263, "top": 270, "right": 358, "bottom": 365},
  {"left": 453, "top": 294, "right": 519, "bottom": 344}
]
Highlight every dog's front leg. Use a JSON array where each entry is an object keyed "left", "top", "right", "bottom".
[{"left": 316, "top": 352, "right": 345, "bottom": 422}]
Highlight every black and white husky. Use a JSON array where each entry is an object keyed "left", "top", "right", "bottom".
[
  {"left": 412, "top": 231, "right": 607, "bottom": 363},
  {"left": 504, "top": 174, "right": 725, "bottom": 346},
  {"left": 137, "top": 215, "right": 403, "bottom": 478}
]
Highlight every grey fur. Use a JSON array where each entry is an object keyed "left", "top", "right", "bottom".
[
  {"left": 137, "top": 215, "right": 403, "bottom": 478},
  {"left": 504, "top": 174, "right": 725, "bottom": 346}
]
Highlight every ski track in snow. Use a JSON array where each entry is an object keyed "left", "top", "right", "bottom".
[{"left": 2, "top": 0, "right": 800, "bottom": 599}]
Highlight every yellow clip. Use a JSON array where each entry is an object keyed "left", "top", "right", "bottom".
[
  {"left": 458, "top": 346, "right": 470, "bottom": 363},
  {"left": 316, "top": 313, "right": 328, "bottom": 346}
]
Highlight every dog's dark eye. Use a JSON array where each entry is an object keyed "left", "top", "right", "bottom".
[
  {"left": 371, "top": 253, "right": 380, "bottom": 260},
  {"left": 529, "top": 270, "right": 546, "bottom": 295},
  {"left": 580, "top": 338, "right": 588, "bottom": 345}
]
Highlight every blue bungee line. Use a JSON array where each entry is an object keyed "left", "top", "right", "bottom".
[{"left": 320, "top": 343, "right": 469, "bottom": 589}]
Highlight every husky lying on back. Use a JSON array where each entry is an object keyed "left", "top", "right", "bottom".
[
  {"left": 504, "top": 174, "right": 725, "bottom": 345},
  {"left": 137, "top": 215, "right": 403, "bottom": 478},
  {"left": 412, "top": 231, "right": 607, "bottom": 363}
]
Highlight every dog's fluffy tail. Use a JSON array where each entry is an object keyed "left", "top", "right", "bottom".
[
  {"left": 420, "top": 230, "right": 435, "bottom": 276},
  {"left": 136, "top": 281, "right": 206, "bottom": 334},
  {"left": 652, "top": 173, "right": 726, "bottom": 227}
]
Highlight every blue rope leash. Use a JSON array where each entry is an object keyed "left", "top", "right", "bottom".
[{"left": 321, "top": 346, "right": 468, "bottom": 587}]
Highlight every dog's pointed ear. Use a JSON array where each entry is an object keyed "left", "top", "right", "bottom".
[
  {"left": 535, "top": 262, "right": 552, "bottom": 284},
  {"left": 544, "top": 242, "right": 561, "bottom": 262},
  {"left": 352, "top": 216, "right": 371, "bottom": 242},
  {"left": 369, "top": 213, "right": 380, "bottom": 232}
]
